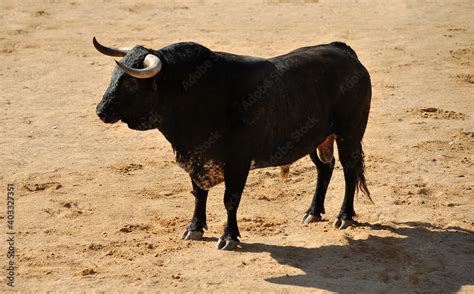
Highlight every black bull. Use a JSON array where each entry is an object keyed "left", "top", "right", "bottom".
[{"left": 94, "top": 39, "right": 372, "bottom": 250}]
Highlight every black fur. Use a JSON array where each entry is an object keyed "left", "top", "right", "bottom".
[{"left": 96, "top": 41, "right": 372, "bottom": 244}]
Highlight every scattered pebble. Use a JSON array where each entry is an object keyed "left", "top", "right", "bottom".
[
  {"left": 417, "top": 188, "right": 430, "bottom": 195},
  {"left": 81, "top": 268, "right": 97, "bottom": 276},
  {"left": 421, "top": 107, "right": 438, "bottom": 112},
  {"left": 88, "top": 243, "right": 104, "bottom": 251}
]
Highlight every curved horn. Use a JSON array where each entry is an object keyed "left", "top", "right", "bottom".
[
  {"left": 93, "top": 36, "right": 130, "bottom": 57},
  {"left": 115, "top": 54, "right": 162, "bottom": 79}
]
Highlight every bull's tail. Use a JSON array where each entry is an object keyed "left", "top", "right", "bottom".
[{"left": 356, "top": 145, "right": 373, "bottom": 204}]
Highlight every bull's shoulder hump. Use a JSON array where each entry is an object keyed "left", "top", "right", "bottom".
[
  {"left": 160, "top": 41, "right": 210, "bottom": 52},
  {"left": 158, "top": 42, "right": 215, "bottom": 64}
]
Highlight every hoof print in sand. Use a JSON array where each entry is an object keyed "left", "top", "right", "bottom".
[
  {"left": 24, "top": 181, "right": 62, "bottom": 192},
  {"left": 119, "top": 223, "right": 150, "bottom": 233},
  {"left": 107, "top": 163, "right": 143, "bottom": 175}
]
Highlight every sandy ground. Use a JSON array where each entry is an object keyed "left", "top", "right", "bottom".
[{"left": 0, "top": 0, "right": 473, "bottom": 292}]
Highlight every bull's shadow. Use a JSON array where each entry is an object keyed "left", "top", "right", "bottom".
[{"left": 240, "top": 222, "right": 474, "bottom": 293}]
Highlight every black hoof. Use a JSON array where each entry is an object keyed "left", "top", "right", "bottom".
[
  {"left": 302, "top": 213, "right": 322, "bottom": 224},
  {"left": 182, "top": 230, "right": 204, "bottom": 240},
  {"left": 216, "top": 238, "right": 240, "bottom": 250},
  {"left": 333, "top": 218, "right": 355, "bottom": 229}
]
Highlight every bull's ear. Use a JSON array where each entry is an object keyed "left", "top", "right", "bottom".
[{"left": 115, "top": 54, "right": 162, "bottom": 79}]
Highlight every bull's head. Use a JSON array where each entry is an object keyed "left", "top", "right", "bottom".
[{"left": 93, "top": 37, "right": 163, "bottom": 130}]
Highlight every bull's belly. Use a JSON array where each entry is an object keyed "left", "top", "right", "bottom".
[
  {"left": 177, "top": 158, "right": 271, "bottom": 191},
  {"left": 175, "top": 134, "right": 334, "bottom": 190},
  {"left": 251, "top": 134, "right": 335, "bottom": 168},
  {"left": 250, "top": 147, "right": 312, "bottom": 169}
]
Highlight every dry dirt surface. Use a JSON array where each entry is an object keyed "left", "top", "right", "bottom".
[{"left": 1, "top": 0, "right": 473, "bottom": 292}]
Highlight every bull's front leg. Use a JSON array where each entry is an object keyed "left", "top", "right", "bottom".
[
  {"left": 182, "top": 180, "right": 209, "bottom": 240},
  {"left": 216, "top": 160, "right": 250, "bottom": 250}
]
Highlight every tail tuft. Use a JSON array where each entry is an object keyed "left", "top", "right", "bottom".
[{"left": 356, "top": 147, "right": 374, "bottom": 204}]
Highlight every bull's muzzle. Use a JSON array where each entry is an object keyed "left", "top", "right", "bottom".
[{"left": 96, "top": 100, "right": 120, "bottom": 124}]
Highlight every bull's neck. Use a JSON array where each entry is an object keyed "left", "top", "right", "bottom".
[{"left": 153, "top": 97, "right": 193, "bottom": 154}]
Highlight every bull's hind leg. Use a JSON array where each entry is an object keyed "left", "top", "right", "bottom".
[
  {"left": 302, "top": 136, "right": 335, "bottom": 224},
  {"left": 333, "top": 138, "right": 366, "bottom": 229},
  {"left": 183, "top": 180, "right": 208, "bottom": 240}
]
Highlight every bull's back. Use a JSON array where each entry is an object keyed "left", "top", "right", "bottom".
[{"left": 247, "top": 43, "right": 370, "bottom": 167}]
